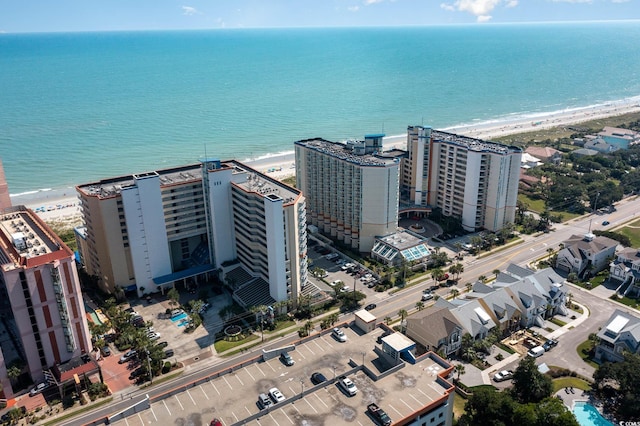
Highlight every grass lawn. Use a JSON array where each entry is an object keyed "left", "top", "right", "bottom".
[
  {"left": 518, "top": 194, "right": 545, "bottom": 213},
  {"left": 552, "top": 377, "right": 592, "bottom": 393},
  {"left": 214, "top": 333, "right": 259, "bottom": 353},
  {"left": 550, "top": 318, "right": 567, "bottom": 327},
  {"left": 576, "top": 340, "right": 599, "bottom": 369},
  {"left": 453, "top": 393, "right": 467, "bottom": 419},
  {"left": 619, "top": 220, "right": 640, "bottom": 247},
  {"left": 610, "top": 294, "right": 640, "bottom": 309}
]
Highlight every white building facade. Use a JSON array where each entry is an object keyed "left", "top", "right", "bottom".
[{"left": 295, "top": 135, "right": 400, "bottom": 253}]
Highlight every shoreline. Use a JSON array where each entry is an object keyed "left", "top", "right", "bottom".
[{"left": 9, "top": 97, "right": 640, "bottom": 226}]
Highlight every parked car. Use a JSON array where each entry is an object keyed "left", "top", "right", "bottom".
[
  {"left": 311, "top": 372, "right": 327, "bottom": 385},
  {"left": 29, "top": 382, "right": 48, "bottom": 396},
  {"left": 156, "top": 341, "right": 169, "bottom": 348},
  {"left": 332, "top": 327, "right": 347, "bottom": 342},
  {"left": 340, "top": 285, "right": 351, "bottom": 293},
  {"left": 602, "top": 221, "right": 610, "bottom": 226},
  {"left": 147, "top": 331, "right": 161, "bottom": 340},
  {"left": 280, "top": 352, "right": 295, "bottom": 366},
  {"left": 119, "top": 349, "right": 137, "bottom": 363},
  {"left": 437, "top": 273, "right": 450, "bottom": 281},
  {"left": 258, "top": 393, "right": 273, "bottom": 409},
  {"left": 338, "top": 376, "right": 358, "bottom": 396},
  {"left": 163, "top": 349, "right": 174, "bottom": 358},
  {"left": 493, "top": 370, "right": 514, "bottom": 382},
  {"left": 269, "top": 387, "right": 286, "bottom": 403},
  {"left": 367, "top": 403, "right": 392, "bottom": 426},
  {"left": 421, "top": 292, "right": 434, "bottom": 301},
  {"left": 543, "top": 338, "right": 558, "bottom": 351},
  {"left": 527, "top": 346, "right": 545, "bottom": 358},
  {"left": 365, "top": 303, "right": 377, "bottom": 311},
  {"left": 101, "top": 345, "right": 111, "bottom": 357},
  {"left": 209, "top": 419, "right": 223, "bottom": 426}
]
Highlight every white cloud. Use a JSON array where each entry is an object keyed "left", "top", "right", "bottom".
[
  {"left": 505, "top": 0, "right": 518, "bottom": 7},
  {"left": 441, "top": 0, "right": 523, "bottom": 22},
  {"left": 348, "top": 6, "right": 361, "bottom": 12},
  {"left": 550, "top": 0, "right": 592, "bottom": 2},
  {"left": 477, "top": 15, "right": 493, "bottom": 22},
  {"left": 182, "top": 6, "right": 201, "bottom": 16},
  {"left": 363, "top": 0, "right": 384, "bottom": 4},
  {"left": 440, "top": 3, "right": 456, "bottom": 11}
]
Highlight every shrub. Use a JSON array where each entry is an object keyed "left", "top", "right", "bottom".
[{"left": 162, "top": 361, "right": 172, "bottom": 374}]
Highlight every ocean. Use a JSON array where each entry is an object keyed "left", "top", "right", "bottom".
[{"left": 2, "top": 21, "right": 640, "bottom": 195}]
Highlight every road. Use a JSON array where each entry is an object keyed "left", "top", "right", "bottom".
[{"left": 64, "top": 196, "right": 639, "bottom": 424}]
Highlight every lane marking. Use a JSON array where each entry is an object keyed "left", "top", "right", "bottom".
[
  {"left": 137, "top": 413, "right": 145, "bottom": 425},
  {"left": 266, "top": 361, "right": 277, "bottom": 372},
  {"left": 236, "top": 374, "right": 245, "bottom": 386},
  {"left": 162, "top": 400, "right": 172, "bottom": 416},
  {"left": 304, "top": 397, "right": 318, "bottom": 413},
  {"left": 223, "top": 375, "right": 233, "bottom": 389},
  {"left": 209, "top": 380, "right": 221, "bottom": 395},
  {"left": 186, "top": 389, "right": 197, "bottom": 405},
  {"left": 314, "top": 393, "right": 328, "bottom": 408},
  {"left": 281, "top": 408, "right": 294, "bottom": 424},
  {"left": 255, "top": 364, "right": 267, "bottom": 376},
  {"left": 174, "top": 394, "right": 184, "bottom": 410},
  {"left": 312, "top": 340, "right": 325, "bottom": 352},
  {"left": 149, "top": 406, "right": 158, "bottom": 421},
  {"left": 399, "top": 398, "right": 413, "bottom": 410},
  {"left": 388, "top": 403, "right": 401, "bottom": 416},
  {"left": 199, "top": 384, "right": 210, "bottom": 400},
  {"left": 245, "top": 367, "right": 256, "bottom": 381}
]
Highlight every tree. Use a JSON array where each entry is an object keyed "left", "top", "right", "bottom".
[
  {"left": 450, "top": 288, "right": 459, "bottom": 299},
  {"left": 511, "top": 356, "right": 553, "bottom": 404},
  {"left": 450, "top": 262, "right": 464, "bottom": 280},
  {"left": 458, "top": 387, "right": 515, "bottom": 426},
  {"left": 415, "top": 301, "right": 424, "bottom": 311},
  {"left": 454, "top": 363, "right": 465, "bottom": 380},
  {"left": 7, "top": 365, "right": 21, "bottom": 385},
  {"left": 398, "top": 309, "right": 408, "bottom": 322},
  {"left": 384, "top": 316, "right": 392, "bottom": 325},
  {"left": 167, "top": 287, "right": 180, "bottom": 307},
  {"left": 431, "top": 268, "right": 445, "bottom": 282}
]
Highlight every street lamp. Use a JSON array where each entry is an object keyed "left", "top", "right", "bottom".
[
  {"left": 144, "top": 347, "right": 153, "bottom": 385},
  {"left": 300, "top": 378, "right": 305, "bottom": 398}
]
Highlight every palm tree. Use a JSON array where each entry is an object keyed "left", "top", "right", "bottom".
[
  {"left": 7, "top": 365, "right": 21, "bottom": 386},
  {"left": 304, "top": 320, "right": 314, "bottom": 335},
  {"left": 415, "top": 301, "right": 425, "bottom": 311},
  {"left": 450, "top": 263, "right": 464, "bottom": 280},
  {"left": 398, "top": 309, "right": 408, "bottom": 322},
  {"left": 384, "top": 316, "right": 392, "bottom": 325},
  {"left": 492, "top": 269, "right": 500, "bottom": 277},
  {"left": 454, "top": 364, "right": 466, "bottom": 380},
  {"left": 465, "top": 282, "right": 472, "bottom": 292},
  {"left": 478, "top": 275, "right": 486, "bottom": 282},
  {"left": 450, "top": 288, "right": 459, "bottom": 299},
  {"left": 167, "top": 287, "right": 180, "bottom": 307},
  {"left": 431, "top": 268, "right": 445, "bottom": 282}
]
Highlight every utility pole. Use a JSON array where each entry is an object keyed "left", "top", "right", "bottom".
[
  {"left": 593, "top": 192, "right": 600, "bottom": 213},
  {"left": 145, "top": 347, "right": 153, "bottom": 385}
]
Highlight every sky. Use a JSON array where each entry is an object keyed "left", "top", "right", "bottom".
[{"left": 0, "top": 0, "right": 638, "bottom": 33}]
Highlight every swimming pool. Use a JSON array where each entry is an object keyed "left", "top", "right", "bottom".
[
  {"left": 572, "top": 401, "right": 613, "bottom": 426},
  {"left": 170, "top": 312, "right": 188, "bottom": 323}
]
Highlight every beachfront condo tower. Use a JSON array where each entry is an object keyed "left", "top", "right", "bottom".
[
  {"left": 295, "top": 135, "right": 400, "bottom": 253},
  {"left": 76, "top": 160, "right": 307, "bottom": 308},
  {"left": 403, "top": 126, "right": 522, "bottom": 232},
  {"left": 0, "top": 205, "right": 92, "bottom": 397}
]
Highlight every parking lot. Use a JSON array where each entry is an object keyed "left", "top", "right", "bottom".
[{"left": 108, "top": 323, "right": 453, "bottom": 426}]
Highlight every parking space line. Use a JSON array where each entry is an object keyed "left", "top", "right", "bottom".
[
  {"left": 312, "top": 339, "right": 325, "bottom": 352},
  {"left": 223, "top": 375, "right": 233, "bottom": 389},
  {"left": 399, "top": 398, "right": 413, "bottom": 410},
  {"left": 313, "top": 393, "right": 328, "bottom": 408},
  {"left": 162, "top": 400, "right": 172, "bottom": 416},
  {"left": 281, "top": 408, "right": 294, "bottom": 424},
  {"left": 186, "top": 389, "right": 197, "bottom": 405},
  {"left": 124, "top": 416, "right": 130, "bottom": 426},
  {"left": 388, "top": 403, "right": 401, "bottom": 416},
  {"left": 137, "top": 413, "right": 145, "bottom": 425},
  {"left": 210, "top": 380, "right": 221, "bottom": 395},
  {"left": 245, "top": 367, "right": 256, "bottom": 381},
  {"left": 235, "top": 374, "right": 244, "bottom": 386},
  {"left": 266, "top": 361, "right": 277, "bottom": 372},
  {"left": 232, "top": 412, "right": 239, "bottom": 422},
  {"left": 255, "top": 364, "right": 267, "bottom": 376},
  {"left": 409, "top": 393, "right": 422, "bottom": 405},
  {"left": 245, "top": 406, "right": 252, "bottom": 416},
  {"left": 199, "top": 384, "right": 210, "bottom": 400},
  {"left": 149, "top": 405, "right": 158, "bottom": 421},
  {"left": 304, "top": 398, "right": 318, "bottom": 413},
  {"left": 174, "top": 394, "right": 184, "bottom": 410},
  {"left": 291, "top": 403, "right": 301, "bottom": 414},
  {"left": 296, "top": 350, "right": 306, "bottom": 360},
  {"left": 268, "top": 413, "right": 280, "bottom": 425}
]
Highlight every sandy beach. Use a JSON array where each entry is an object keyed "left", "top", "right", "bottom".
[{"left": 9, "top": 97, "right": 640, "bottom": 228}]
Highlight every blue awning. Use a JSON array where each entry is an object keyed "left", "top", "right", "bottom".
[{"left": 152, "top": 264, "right": 216, "bottom": 286}]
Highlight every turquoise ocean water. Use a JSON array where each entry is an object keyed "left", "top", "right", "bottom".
[{"left": 1, "top": 22, "right": 640, "bottom": 195}]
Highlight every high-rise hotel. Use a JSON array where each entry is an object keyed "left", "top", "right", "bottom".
[
  {"left": 295, "top": 135, "right": 400, "bottom": 253},
  {"left": 403, "top": 126, "right": 521, "bottom": 232},
  {"left": 76, "top": 159, "right": 307, "bottom": 307},
  {"left": 0, "top": 205, "right": 91, "bottom": 395}
]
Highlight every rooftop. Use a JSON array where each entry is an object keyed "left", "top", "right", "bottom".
[
  {"left": 221, "top": 160, "right": 301, "bottom": 206},
  {"left": 431, "top": 130, "right": 521, "bottom": 155},
  {"left": 0, "top": 205, "right": 73, "bottom": 270},
  {"left": 295, "top": 138, "right": 400, "bottom": 168}
]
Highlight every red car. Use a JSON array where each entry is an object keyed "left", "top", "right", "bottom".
[
  {"left": 210, "top": 419, "right": 222, "bottom": 426},
  {"left": 437, "top": 273, "right": 449, "bottom": 281}
]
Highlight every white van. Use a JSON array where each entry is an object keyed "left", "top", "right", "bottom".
[{"left": 527, "top": 346, "right": 545, "bottom": 358}]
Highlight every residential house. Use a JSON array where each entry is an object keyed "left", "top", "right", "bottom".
[
  {"left": 521, "top": 152, "right": 542, "bottom": 169},
  {"left": 525, "top": 146, "right": 562, "bottom": 165},
  {"left": 584, "top": 137, "right": 619, "bottom": 153},
  {"left": 556, "top": 233, "right": 618, "bottom": 279},
  {"left": 595, "top": 309, "right": 640, "bottom": 363},
  {"left": 609, "top": 247, "right": 640, "bottom": 298},
  {"left": 598, "top": 126, "right": 640, "bottom": 150},
  {"left": 405, "top": 306, "right": 463, "bottom": 357}
]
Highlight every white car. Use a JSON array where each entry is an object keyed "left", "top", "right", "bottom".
[
  {"left": 119, "top": 349, "right": 137, "bottom": 363},
  {"left": 338, "top": 376, "right": 358, "bottom": 396},
  {"left": 340, "top": 285, "right": 351, "bottom": 293},
  {"left": 147, "top": 331, "right": 161, "bottom": 340},
  {"left": 29, "top": 382, "right": 48, "bottom": 397},
  {"left": 332, "top": 327, "right": 347, "bottom": 342},
  {"left": 493, "top": 370, "right": 513, "bottom": 382},
  {"left": 269, "top": 387, "right": 286, "bottom": 403}
]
